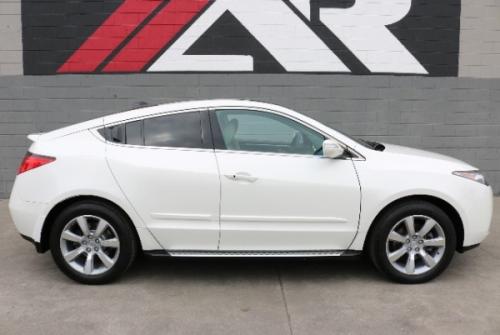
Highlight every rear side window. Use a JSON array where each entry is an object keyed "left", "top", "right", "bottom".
[
  {"left": 98, "top": 124, "right": 125, "bottom": 144},
  {"left": 125, "top": 121, "right": 143, "bottom": 145},
  {"left": 144, "top": 112, "right": 202, "bottom": 148},
  {"left": 99, "top": 111, "right": 205, "bottom": 149},
  {"left": 99, "top": 122, "right": 141, "bottom": 145}
]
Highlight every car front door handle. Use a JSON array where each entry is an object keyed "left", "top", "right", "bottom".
[{"left": 224, "top": 172, "right": 258, "bottom": 183}]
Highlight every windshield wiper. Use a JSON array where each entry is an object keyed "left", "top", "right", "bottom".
[
  {"left": 367, "top": 140, "right": 385, "bottom": 151},
  {"left": 358, "top": 138, "right": 385, "bottom": 151}
]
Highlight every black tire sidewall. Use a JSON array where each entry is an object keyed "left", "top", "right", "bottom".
[
  {"left": 369, "top": 201, "right": 456, "bottom": 284},
  {"left": 49, "top": 201, "right": 137, "bottom": 284}
]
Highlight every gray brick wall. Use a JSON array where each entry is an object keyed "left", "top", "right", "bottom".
[
  {"left": 0, "top": 74, "right": 499, "bottom": 197},
  {"left": 0, "top": 0, "right": 22, "bottom": 75}
]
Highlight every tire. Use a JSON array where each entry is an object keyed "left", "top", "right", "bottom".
[
  {"left": 49, "top": 201, "right": 137, "bottom": 284},
  {"left": 367, "top": 201, "right": 456, "bottom": 284}
]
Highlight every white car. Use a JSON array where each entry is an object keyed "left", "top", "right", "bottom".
[{"left": 9, "top": 100, "right": 493, "bottom": 284}]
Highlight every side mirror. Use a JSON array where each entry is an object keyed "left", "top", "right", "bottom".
[{"left": 322, "top": 140, "right": 345, "bottom": 159}]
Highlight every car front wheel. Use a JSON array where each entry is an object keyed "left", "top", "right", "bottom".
[{"left": 368, "top": 201, "right": 457, "bottom": 284}]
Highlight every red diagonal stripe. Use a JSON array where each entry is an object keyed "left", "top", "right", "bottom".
[
  {"left": 57, "top": 0, "right": 163, "bottom": 73},
  {"left": 103, "top": 0, "right": 210, "bottom": 73}
]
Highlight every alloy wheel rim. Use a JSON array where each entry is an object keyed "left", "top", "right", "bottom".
[
  {"left": 59, "top": 215, "right": 120, "bottom": 276},
  {"left": 385, "top": 215, "right": 446, "bottom": 276}
]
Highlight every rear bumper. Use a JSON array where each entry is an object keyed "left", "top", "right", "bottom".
[
  {"left": 8, "top": 196, "right": 48, "bottom": 243},
  {"left": 20, "top": 234, "right": 44, "bottom": 253}
]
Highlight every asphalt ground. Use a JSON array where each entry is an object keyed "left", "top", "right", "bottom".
[{"left": 0, "top": 198, "right": 499, "bottom": 335}]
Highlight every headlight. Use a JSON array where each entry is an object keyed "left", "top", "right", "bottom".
[{"left": 452, "top": 170, "right": 489, "bottom": 186}]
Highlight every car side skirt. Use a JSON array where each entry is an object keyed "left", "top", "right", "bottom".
[{"left": 144, "top": 249, "right": 362, "bottom": 257}]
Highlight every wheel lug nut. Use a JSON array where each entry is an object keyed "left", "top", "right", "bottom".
[
  {"left": 415, "top": 247, "right": 420, "bottom": 252},
  {"left": 406, "top": 239, "right": 410, "bottom": 244},
  {"left": 407, "top": 247, "right": 412, "bottom": 252},
  {"left": 86, "top": 247, "right": 91, "bottom": 253},
  {"left": 412, "top": 235, "right": 417, "bottom": 240},
  {"left": 419, "top": 240, "right": 424, "bottom": 244},
  {"left": 95, "top": 239, "right": 100, "bottom": 243},
  {"left": 82, "top": 240, "right": 87, "bottom": 245},
  {"left": 94, "top": 247, "right": 99, "bottom": 252}
]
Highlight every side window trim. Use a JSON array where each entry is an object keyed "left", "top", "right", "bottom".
[
  {"left": 99, "top": 109, "right": 214, "bottom": 150},
  {"left": 200, "top": 110, "right": 214, "bottom": 149},
  {"left": 207, "top": 109, "right": 226, "bottom": 150}
]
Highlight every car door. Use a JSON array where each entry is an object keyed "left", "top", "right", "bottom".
[
  {"left": 104, "top": 110, "right": 220, "bottom": 250},
  {"left": 210, "top": 108, "right": 361, "bottom": 251}
]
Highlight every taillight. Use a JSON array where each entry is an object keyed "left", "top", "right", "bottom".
[{"left": 17, "top": 152, "right": 55, "bottom": 175}]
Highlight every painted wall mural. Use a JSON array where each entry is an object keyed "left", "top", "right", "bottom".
[{"left": 22, "top": 0, "right": 461, "bottom": 76}]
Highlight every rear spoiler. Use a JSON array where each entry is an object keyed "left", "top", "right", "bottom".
[{"left": 27, "top": 133, "right": 44, "bottom": 142}]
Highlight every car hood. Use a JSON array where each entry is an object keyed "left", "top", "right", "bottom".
[{"left": 381, "top": 143, "right": 477, "bottom": 171}]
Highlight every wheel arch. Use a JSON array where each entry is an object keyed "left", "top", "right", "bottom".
[
  {"left": 39, "top": 195, "right": 143, "bottom": 253},
  {"left": 363, "top": 195, "right": 465, "bottom": 253}
]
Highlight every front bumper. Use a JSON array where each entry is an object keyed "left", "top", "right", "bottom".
[
  {"left": 460, "top": 184, "right": 494, "bottom": 247},
  {"left": 458, "top": 243, "right": 480, "bottom": 253}
]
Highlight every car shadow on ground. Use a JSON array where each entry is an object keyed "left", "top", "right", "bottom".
[
  {"left": 29, "top": 246, "right": 477, "bottom": 286},
  {"left": 119, "top": 254, "right": 386, "bottom": 285}
]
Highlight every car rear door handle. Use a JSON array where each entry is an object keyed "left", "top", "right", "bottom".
[{"left": 224, "top": 172, "right": 258, "bottom": 183}]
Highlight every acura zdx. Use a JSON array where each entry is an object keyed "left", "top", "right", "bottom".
[{"left": 9, "top": 100, "right": 493, "bottom": 284}]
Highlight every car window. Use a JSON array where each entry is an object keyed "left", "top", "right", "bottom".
[
  {"left": 125, "top": 120, "right": 143, "bottom": 145},
  {"left": 101, "top": 111, "right": 204, "bottom": 149},
  {"left": 144, "top": 112, "right": 202, "bottom": 148},
  {"left": 214, "top": 109, "right": 325, "bottom": 155},
  {"left": 109, "top": 124, "right": 125, "bottom": 144}
]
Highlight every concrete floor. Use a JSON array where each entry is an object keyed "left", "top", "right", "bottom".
[{"left": 0, "top": 199, "right": 499, "bottom": 335}]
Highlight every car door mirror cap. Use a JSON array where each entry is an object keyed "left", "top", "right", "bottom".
[{"left": 322, "top": 140, "right": 345, "bottom": 159}]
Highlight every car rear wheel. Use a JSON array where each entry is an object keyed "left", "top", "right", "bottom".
[
  {"left": 368, "top": 201, "right": 456, "bottom": 284},
  {"left": 49, "top": 201, "right": 137, "bottom": 284}
]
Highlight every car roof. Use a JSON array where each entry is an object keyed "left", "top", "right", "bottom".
[
  {"left": 34, "top": 99, "right": 303, "bottom": 142},
  {"left": 103, "top": 99, "right": 296, "bottom": 125},
  {"left": 100, "top": 99, "right": 365, "bottom": 151},
  {"left": 33, "top": 99, "right": 368, "bottom": 155}
]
